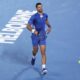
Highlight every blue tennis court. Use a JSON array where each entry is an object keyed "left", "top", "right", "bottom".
[{"left": 0, "top": 0, "right": 80, "bottom": 80}]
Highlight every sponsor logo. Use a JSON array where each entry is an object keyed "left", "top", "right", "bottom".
[{"left": 0, "top": 10, "right": 36, "bottom": 44}]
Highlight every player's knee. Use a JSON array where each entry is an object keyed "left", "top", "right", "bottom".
[
  {"left": 33, "top": 46, "right": 38, "bottom": 53},
  {"left": 33, "top": 49, "right": 38, "bottom": 53}
]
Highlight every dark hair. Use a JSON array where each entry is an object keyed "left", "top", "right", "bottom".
[{"left": 36, "top": 2, "right": 42, "bottom": 8}]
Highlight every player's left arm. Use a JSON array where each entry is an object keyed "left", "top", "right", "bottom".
[{"left": 46, "top": 19, "right": 51, "bottom": 34}]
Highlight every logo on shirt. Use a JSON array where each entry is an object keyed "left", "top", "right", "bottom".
[{"left": 40, "top": 14, "right": 43, "bottom": 18}]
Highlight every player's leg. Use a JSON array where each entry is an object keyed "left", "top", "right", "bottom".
[
  {"left": 31, "top": 36, "right": 38, "bottom": 65},
  {"left": 40, "top": 45, "right": 47, "bottom": 74},
  {"left": 31, "top": 46, "right": 38, "bottom": 65},
  {"left": 32, "top": 46, "right": 38, "bottom": 56},
  {"left": 40, "top": 45, "right": 46, "bottom": 65},
  {"left": 39, "top": 39, "right": 47, "bottom": 74}
]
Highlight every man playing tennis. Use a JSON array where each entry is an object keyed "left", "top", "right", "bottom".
[{"left": 27, "top": 2, "right": 51, "bottom": 74}]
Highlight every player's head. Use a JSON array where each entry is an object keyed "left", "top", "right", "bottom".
[{"left": 36, "top": 2, "right": 43, "bottom": 13}]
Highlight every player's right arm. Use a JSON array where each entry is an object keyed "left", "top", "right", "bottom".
[
  {"left": 26, "top": 15, "right": 38, "bottom": 35},
  {"left": 27, "top": 24, "right": 33, "bottom": 32},
  {"left": 27, "top": 24, "right": 38, "bottom": 35}
]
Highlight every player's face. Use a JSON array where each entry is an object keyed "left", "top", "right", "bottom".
[{"left": 36, "top": 5, "right": 43, "bottom": 13}]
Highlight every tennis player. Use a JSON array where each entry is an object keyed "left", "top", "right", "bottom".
[{"left": 27, "top": 2, "right": 51, "bottom": 74}]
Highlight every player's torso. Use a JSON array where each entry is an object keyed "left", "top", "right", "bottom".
[
  {"left": 32, "top": 13, "right": 47, "bottom": 38},
  {"left": 33, "top": 13, "right": 47, "bottom": 31}
]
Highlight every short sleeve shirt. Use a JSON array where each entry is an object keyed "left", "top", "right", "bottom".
[{"left": 28, "top": 12, "right": 48, "bottom": 32}]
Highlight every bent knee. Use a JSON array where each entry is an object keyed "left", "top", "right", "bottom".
[{"left": 33, "top": 46, "right": 38, "bottom": 53}]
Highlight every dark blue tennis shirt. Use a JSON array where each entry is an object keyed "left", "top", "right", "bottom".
[{"left": 28, "top": 12, "right": 48, "bottom": 33}]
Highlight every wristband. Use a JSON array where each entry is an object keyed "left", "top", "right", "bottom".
[{"left": 32, "top": 29, "right": 35, "bottom": 33}]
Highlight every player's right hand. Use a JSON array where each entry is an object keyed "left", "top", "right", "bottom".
[{"left": 34, "top": 30, "right": 38, "bottom": 35}]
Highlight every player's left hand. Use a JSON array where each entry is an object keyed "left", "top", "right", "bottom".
[{"left": 46, "top": 27, "right": 51, "bottom": 34}]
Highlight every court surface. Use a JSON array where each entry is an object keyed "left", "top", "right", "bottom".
[{"left": 0, "top": 0, "right": 80, "bottom": 80}]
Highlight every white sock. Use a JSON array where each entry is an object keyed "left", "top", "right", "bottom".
[
  {"left": 42, "top": 64, "right": 46, "bottom": 69},
  {"left": 32, "top": 55, "right": 36, "bottom": 59}
]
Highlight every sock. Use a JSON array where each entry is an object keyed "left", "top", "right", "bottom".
[
  {"left": 42, "top": 64, "right": 46, "bottom": 69},
  {"left": 32, "top": 55, "right": 36, "bottom": 59}
]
